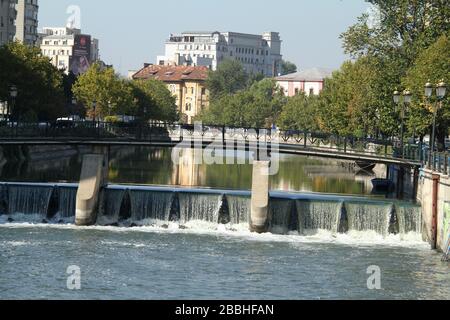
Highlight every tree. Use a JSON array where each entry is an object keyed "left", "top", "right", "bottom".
[
  {"left": 206, "top": 59, "right": 248, "bottom": 100},
  {"left": 200, "top": 78, "right": 285, "bottom": 128},
  {"left": 277, "top": 93, "right": 320, "bottom": 131},
  {"left": 131, "top": 79, "right": 178, "bottom": 122},
  {"left": 72, "top": 63, "right": 135, "bottom": 119},
  {"left": 317, "top": 56, "right": 390, "bottom": 137},
  {"left": 0, "top": 41, "right": 65, "bottom": 121},
  {"left": 403, "top": 35, "right": 450, "bottom": 149},
  {"left": 281, "top": 60, "right": 297, "bottom": 75},
  {"left": 341, "top": 1, "right": 450, "bottom": 65}
]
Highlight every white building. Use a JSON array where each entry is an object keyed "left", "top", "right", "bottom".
[
  {"left": 275, "top": 68, "right": 334, "bottom": 97},
  {"left": 15, "top": 0, "right": 39, "bottom": 45},
  {"left": 158, "top": 31, "right": 282, "bottom": 77},
  {"left": 0, "top": 0, "right": 17, "bottom": 46},
  {"left": 40, "top": 27, "right": 100, "bottom": 74}
]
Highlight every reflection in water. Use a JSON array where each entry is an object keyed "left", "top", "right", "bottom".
[{"left": 0, "top": 146, "right": 386, "bottom": 196}]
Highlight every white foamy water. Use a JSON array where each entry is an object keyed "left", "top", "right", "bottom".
[{"left": 0, "top": 217, "right": 428, "bottom": 250}]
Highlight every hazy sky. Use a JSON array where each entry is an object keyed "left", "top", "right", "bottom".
[{"left": 38, "top": 0, "right": 370, "bottom": 75}]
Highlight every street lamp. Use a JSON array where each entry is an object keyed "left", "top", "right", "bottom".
[
  {"left": 10, "top": 85, "right": 17, "bottom": 123},
  {"left": 425, "top": 80, "right": 447, "bottom": 160},
  {"left": 92, "top": 100, "right": 97, "bottom": 123},
  {"left": 393, "top": 89, "right": 412, "bottom": 158}
]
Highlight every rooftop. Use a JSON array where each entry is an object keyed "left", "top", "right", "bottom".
[
  {"left": 275, "top": 67, "right": 335, "bottom": 82},
  {"left": 132, "top": 65, "right": 209, "bottom": 82}
]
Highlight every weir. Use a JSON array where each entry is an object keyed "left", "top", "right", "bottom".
[{"left": 0, "top": 182, "right": 423, "bottom": 239}]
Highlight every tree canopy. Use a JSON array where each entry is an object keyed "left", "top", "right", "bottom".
[
  {"left": 281, "top": 60, "right": 297, "bottom": 75},
  {"left": 200, "top": 79, "right": 285, "bottom": 128},
  {"left": 206, "top": 59, "right": 248, "bottom": 100},
  {"left": 0, "top": 41, "right": 65, "bottom": 121},
  {"left": 130, "top": 79, "right": 178, "bottom": 122}
]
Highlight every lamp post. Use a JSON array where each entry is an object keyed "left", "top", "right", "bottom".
[
  {"left": 92, "top": 100, "right": 97, "bottom": 123},
  {"left": 10, "top": 85, "right": 17, "bottom": 123},
  {"left": 425, "top": 80, "right": 447, "bottom": 164},
  {"left": 393, "top": 89, "right": 412, "bottom": 158}
]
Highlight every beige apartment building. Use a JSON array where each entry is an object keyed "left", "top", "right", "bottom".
[
  {"left": 0, "top": 0, "right": 17, "bottom": 46},
  {"left": 15, "top": 0, "right": 39, "bottom": 45},
  {"left": 132, "top": 64, "right": 209, "bottom": 124}
]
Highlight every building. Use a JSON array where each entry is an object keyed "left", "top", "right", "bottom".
[
  {"left": 14, "top": 0, "right": 39, "bottom": 45},
  {"left": 275, "top": 68, "right": 334, "bottom": 97},
  {"left": 39, "top": 27, "right": 100, "bottom": 74},
  {"left": 157, "top": 31, "right": 282, "bottom": 77},
  {"left": 0, "top": 0, "right": 17, "bottom": 46},
  {"left": 133, "top": 64, "right": 209, "bottom": 124}
]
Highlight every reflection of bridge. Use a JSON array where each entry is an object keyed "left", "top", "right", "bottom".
[{"left": 0, "top": 122, "right": 425, "bottom": 168}]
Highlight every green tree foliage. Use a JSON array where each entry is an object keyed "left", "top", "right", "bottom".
[
  {"left": 336, "top": 0, "right": 449, "bottom": 137},
  {"left": 318, "top": 57, "right": 386, "bottom": 136},
  {"left": 72, "top": 63, "right": 135, "bottom": 119},
  {"left": 0, "top": 41, "right": 65, "bottom": 121},
  {"left": 130, "top": 79, "right": 178, "bottom": 122},
  {"left": 206, "top": 59, "right": 248, "bottom": 100},
  {"left": 341, "top": 0, "right": 449, "bottom": 65},
  {"left": 277, "top": 93, "right": 320, "bottom": 131},
  {"left": 403, "top": 35, "right": 450, "bottom": 147},
  {"left": 281, "top": 60, "right": 298, "bottom": 75},
  {"left": 201, "top": 79, "right": 285, "bottom": 128}
]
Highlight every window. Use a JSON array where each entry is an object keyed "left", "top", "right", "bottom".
[
  {"left": 309, "top": 88, "right": 315, "bottom": 96},
  {"left": 201, "top": 88, "right": 206, "bottom": 95},
  {"left": 295, "top": 88, "right": 299, "bottom": 95}
]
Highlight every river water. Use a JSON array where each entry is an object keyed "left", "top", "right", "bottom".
[
  {"left": 0, "top": 222, "right": 448, "bottom": 300},
  {"left": 0, "top": 146, "right": 449, "bottom": 300}
]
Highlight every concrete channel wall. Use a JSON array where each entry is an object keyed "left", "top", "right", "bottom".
[{"left": 417, "top": 169, "right": 450, "bottom": 252}]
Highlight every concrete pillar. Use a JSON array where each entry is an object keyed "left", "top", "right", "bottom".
[
  {"left": 75, "top": 153, "right": 108, "bottom": 226},
  {"left": 250, "top": 161, "right": 270, "bottom": 233}
]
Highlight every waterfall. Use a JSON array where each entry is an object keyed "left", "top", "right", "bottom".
[
  {"left": 0, "top": 184, "right": 7, "bottom": 215},
  {"left": 296, "top": 200, "right": 342, "bottom": 233},
  {"left": 98, "top": 188, "right": 127, "bottom": 225},
  {"left": 55, "top": 186, "right": 77, "bottom": 220},
  {"left": 178, "top": 193, "right": 222, "bottom": 224},
  {"left": 225, "top": 195, "right": 250, "bottom": 225},
  {"left": 345, "top": 201, "right": 393, "bottom": 236},
  {"left": 7, "top": 185, "right": 54, "bottom": 220},
  {"left": 396, "top": 204, "right": 422, "bottom": 234},
  {"left": 130, "top": 190, "right": 174, "bottom": 223},
  {"left": 269, "top": 199, "right": 295, "bottom": 234}
]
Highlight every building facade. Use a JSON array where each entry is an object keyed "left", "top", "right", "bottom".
[
  {"left": 275, "top": 68, "right": 334, "bottom": 97},
  {"left": 15, "top": 0, "right": 39, "bottom": 46},
  {"left": 0, "top": 0, "right": 17, "bottom": 46},
  {"left": 133, "top": 64, "right": 209, "bottom": 124},
  {"left": 40, "top": 27, "right": 100, "bottom": 74},
  {"left": 158, "top": 31, "right": 282, "bottom": 77}
]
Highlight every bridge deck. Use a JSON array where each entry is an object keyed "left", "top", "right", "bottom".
[{"left": 0, "top": 138, "right": 422, "bottom": 167}]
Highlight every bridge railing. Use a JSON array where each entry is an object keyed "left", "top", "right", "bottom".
[
  {"left": 424, "top": 151, "right": 450, "bottom": 176},
  {"left": 0, "top": 121, "right": 424, "bottom": 162}
]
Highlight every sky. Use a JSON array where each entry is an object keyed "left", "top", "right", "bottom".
[{"left": 38, "top": 0, "right": 370, "bottom": 76}]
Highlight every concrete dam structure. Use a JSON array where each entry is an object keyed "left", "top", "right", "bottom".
[{"left": 0, "top": 182, "right": 423, "bottom": 238}]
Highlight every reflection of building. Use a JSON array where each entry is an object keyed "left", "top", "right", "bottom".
[
  {"left": 39, "top": 27, "right": 100, "bottom": 74},
  {"left": 0, "top": 101, "right": 9, "bottom": 120},
  {"left": 172, "top": 148, "right": 203, "bottom": 187},
  {"left": 15, "top": 0, "right": 39, "bottom": 46},
  {"left": 275, "top": 68, "right": 334, "bottom": 97},
  {"left": 0, "top": 0, "right": 17, "bottom": 46},
  {"left": 132, "top": 64, "right": 209, "bottom": 124},
  {"left": 158, "top": 31, "right": 282, "bottom": 77}
]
